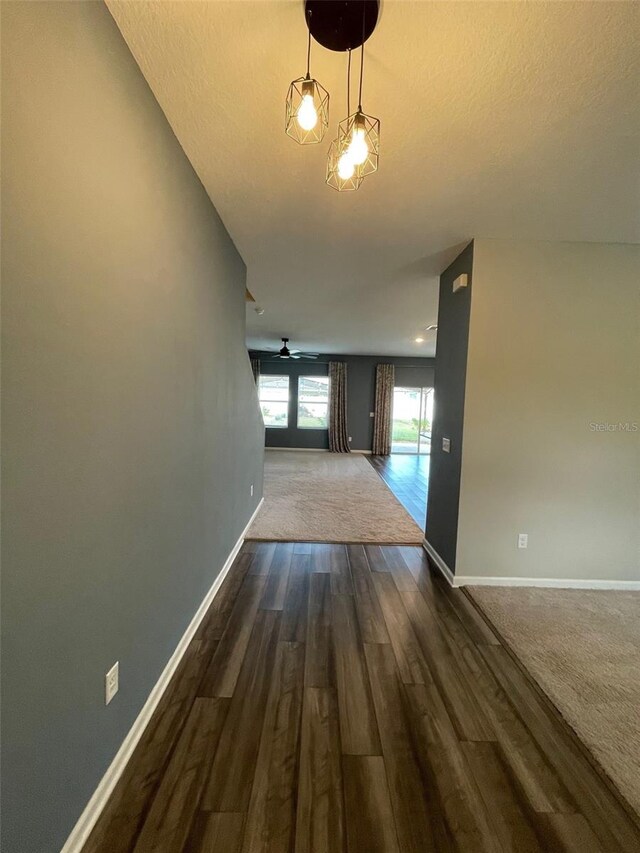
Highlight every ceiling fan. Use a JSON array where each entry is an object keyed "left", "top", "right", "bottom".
[{"left": 271, "top": 338, "right": 318, "bottom": 360}]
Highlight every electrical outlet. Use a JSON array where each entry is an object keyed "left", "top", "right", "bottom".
[
  {"left": 348, "top": 436, "right": 352, "bottom": 442},
  {"left": 250, "top": 484, "right": 254, "bottom": 497},
  {"left": 442, "top": 437, "right": 451, "bottom": 453},
  {"left": 518, "top": 533, "right": 528, "bottom": 549},
  {"left": 369, "top": 412, "right": 375, "bottom": 418},
  {"left": 105, "top": 662, "right": 119, "bottom": 705}
]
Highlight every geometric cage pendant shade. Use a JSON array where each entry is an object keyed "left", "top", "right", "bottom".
[
  {"left": 339, "top": 109, "right": 380, "bottom": 178},
  {"left": 285, "top": 75, "right": 330, "bottom": 145}
]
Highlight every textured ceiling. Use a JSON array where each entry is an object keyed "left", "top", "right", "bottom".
[{"left": 108, "top": 1, "right": 639, "bottom": 356}]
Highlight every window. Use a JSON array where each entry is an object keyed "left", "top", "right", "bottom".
[
  {"left": 258, "top": 375, "right": 289, "bottom": 427},
  {"left": 297, "top": 375, "right": 329, "bottom": 429}
]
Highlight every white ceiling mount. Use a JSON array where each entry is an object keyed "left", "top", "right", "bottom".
[{"left": 452, "top": 274, "right": 468, "bottom": 293}]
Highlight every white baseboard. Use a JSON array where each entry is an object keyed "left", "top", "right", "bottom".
[
  {"left": 454, "top": 575, "right": 640, "bottom": 590},
  {"left": 265, "top": 446, "right": 372, "bottom": 454},
  {"left": 422, "top": 538, "right": 456, "bottom": 586},
  {"left": 61, "top": 497, "right": 264, "bottom": 853},
  {"left": 421, "top": 538, "right": 640, "bottom": 590}
]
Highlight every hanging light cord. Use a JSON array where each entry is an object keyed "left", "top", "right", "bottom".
[
  {"left": 305, "top": 14, "right": 312, "bottom": 78},
  {"left": 358, "top": 2, "right": 366, "bottom": 110},
  {"left": 347, "top": 49, "right": 352, "bottom": 117}
]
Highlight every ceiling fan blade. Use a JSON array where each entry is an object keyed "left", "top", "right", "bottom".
[
  {"left": 291, "top": 354, "right": 301, "bottom": 359},
  {"left": 298, "top": 353, "right": 318, "bottom": 359}
]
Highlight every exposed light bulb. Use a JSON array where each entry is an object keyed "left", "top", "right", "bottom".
[
  {"left": 337, "top": 152, "right": 355, "bottom": 180},
  {"left": 414, "top": 337, "right": 425, "bottom": 343},
  {"left": 347, "top": 125, "right": 368, "bottom": 166},
  {"left": 297, "top": 94, "right": 318, "bottom": 131}
]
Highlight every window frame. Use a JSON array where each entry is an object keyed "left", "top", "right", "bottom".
[
  {"left": 258, "top": 374, "right": 290, "bottom": 429},
  {"left": 296, "top": 374, "right": 330, "bottom": 430}
]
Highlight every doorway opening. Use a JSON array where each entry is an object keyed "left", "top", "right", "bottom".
[{"left": 391, "top": 386, "right": 433, "bottom": 455}]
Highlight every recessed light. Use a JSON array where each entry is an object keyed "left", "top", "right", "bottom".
[{"left": 414, "top": 337, "right": 424, "bottom": 343}]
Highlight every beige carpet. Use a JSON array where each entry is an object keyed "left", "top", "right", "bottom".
[
  {"left": 247, "top": 451, "right": 424, "bottom": 543},
  {"left": 469, "top": 586, "right": 640, "bottom": 816}
]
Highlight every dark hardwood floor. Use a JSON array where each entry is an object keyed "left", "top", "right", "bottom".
[
  {"left": 84, "top": 541, "right": 640, "bottom": 852},
  {"left": 369, "top": 453, "right": 430, "bottom": 526}
]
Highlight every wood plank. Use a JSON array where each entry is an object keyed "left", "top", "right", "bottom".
[
  {"left": 198, "top": 575, "right": 267, "bottom": 698},
  {"left": 372, "top": 572, "right": 430, "bottom": 685},
  {"left": 201, "top": 609, "right": 281, "bottom": 812},
  {"left": 184, "top": 813, "right": 245, "bottom": 853},
  {"left": 380, "top": 545, "right": 419, "bottom": 591},
  {"left": 343, "top": 755, "right": 400, "bottom": 853},
  {"left": 242, "top": 641, "right": 305, "bottom": 853},
  {"left": 260, "top": 542, "right": 293, "bottom": 610},
  {"left": 304, "top": 572, "right": 334, "bottom": 688},
  {"left": 329, "top": 544, "right": 353, "bottom": 594},
  {"left": 363, "top": 642, "right": 449, "bottom": 853},
  {"left": 462, "top": 741, "right": 544, "bottom": 853},
  {"left": 346, "top": 544, "right": 390, "bottom": 644},
  {"left": 399, "top": 588, "right": 494, "bottom": 741},
  {"left": 280, "top": 555, "right": 309, "bottom": 643},
  {"left": 405, "top": 683, "right": 502, "bottom": 853},
  {"left": 133, "top": 698, "right": 229, "bottom": 852},
  {"left": 248, "top": 541, "right": 277, "bottom": 576},
  {"left": 537, "top": 813, "right": 605, "bottom": 852},
  {"left": 295, "top": 687, "right": 346, "bottom": 853},
  {"left": 195, "top": 550, "right": 254, "bottom": 643},
  {"left": 364, "top": 544, "right": 392, "bottom": 572},
  {"left": 331, "top": 593, "right": 381, "bottom": 755},
  {"left": 308, "top": 543, "right": 334, "bottom": 573}
]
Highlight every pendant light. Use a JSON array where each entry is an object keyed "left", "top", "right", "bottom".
[
  {"left": 339, "top": 36, "right": 380, "bottom": 180},
  {"left": 285, "top": 11, "right": 329, "bottom": 145},
  {"left": 327, "top": 50, "right": 364, "bottom": 191}
]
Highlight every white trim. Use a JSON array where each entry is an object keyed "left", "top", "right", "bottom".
[
  {"left": 422, "top": 538, "right": 456, "bottom": 586},
  {"left": 60, "top": 497, "right": 264, "bottom": 853},
  {"left": 264, "top": 447, "right": 372, "bottom": 455},
  {"left": 453, "top": 575, "right": 640, "bottom": 590},
  {"left": 422, "top": 538, "right": 640, "bottom": 590}
]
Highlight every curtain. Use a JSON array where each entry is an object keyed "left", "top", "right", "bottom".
[
  {"left": 250, "top": 357, "right": 260, "bottom": 385},
  {"left": 328, "top": 362, "right": 351, "bottom": 453},
  {"left": 372, "top": 363, "right": 394, "bottom": 455}
]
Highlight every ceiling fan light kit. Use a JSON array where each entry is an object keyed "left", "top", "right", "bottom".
[{"left": 286, "top": 0, "right": 381, "bottom": 192}]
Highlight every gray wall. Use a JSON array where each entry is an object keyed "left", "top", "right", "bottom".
[
  {"left": 253, "top": 354, "right": 435, "bottom": 451},
  {"left": 1, "top": 3, "right": 264, "bottom": 851},
  {"left": 425, "top": 242, "right": 474, "bottom": 569}
]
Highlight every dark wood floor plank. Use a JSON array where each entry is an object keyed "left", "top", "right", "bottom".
[
  {"left": 260, "top": 542, "right": 293, "bottom": 610},
  {"left": 372, "top": 572, "right": 431, "bottom": 685},
  {"left": 462, "top": 742, "right": 544, "bottom": 853},
  {"left": 399, "top": 588, "right": 495, "bottom": 741},
  {"left": 304, "top": 572, "right": 334, "bottom": 688},
  {"left": 249, "top": 541, "right": 277, "bottom": 576},
  {"left": 242, "top": 641, "right": 305, "bottom": 853},
  {"left": 346, "top": 544, "right": 390, "bottom": 644},
  {"left": 198, "top": 574, "right": 267, "bottom": 698},
  {"left": 537, "top": 813, "right": 605, "bottom": 852},
  {"left": 405, "top": 683, "right": 502, "bottom": 853},
  {"left": 380, "top": 545, "right": 420, "bottom": 592},
  {"left": 195, "top": 549, "right": 254, "bottom": 643},
  {"left": 201, "top": 609, "right": 281, "bottom": 812},
  {"left": 364, "top": 544, "right": 392, "bottom": 573},
  {"left": 329, "top": 544, "right": 354, "bottom": 595},
  {"left": 364, "top": 642, "right": 449, "bottom": 853},
  {"left": 308, "top": 542, "right": 335, "bottom": 573},
  {"left": 331, "top": 593, "right": 381, "bottom": 755},
  {"left": 343, "top": 755, "right": 400, "bottom": 853},
  {"left": 295, "top": 687, "right": 346, "bottom": 853},
  {"left": 184, "top": 812, "right": 245, "bottom": 853},
  {"left": 133, "top": 698, "right": 229, "bottom": 852},
  {"left": 280, "top": 555, "right": 310, "bottom": 643}
]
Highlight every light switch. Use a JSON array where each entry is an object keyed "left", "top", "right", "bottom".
[{"left": 442, "top": 437, "right": 451, "bottom": 453}]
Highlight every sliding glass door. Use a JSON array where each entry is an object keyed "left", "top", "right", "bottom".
[{"left": 391, "top": 386, "right": 433, "bottom": 454}]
